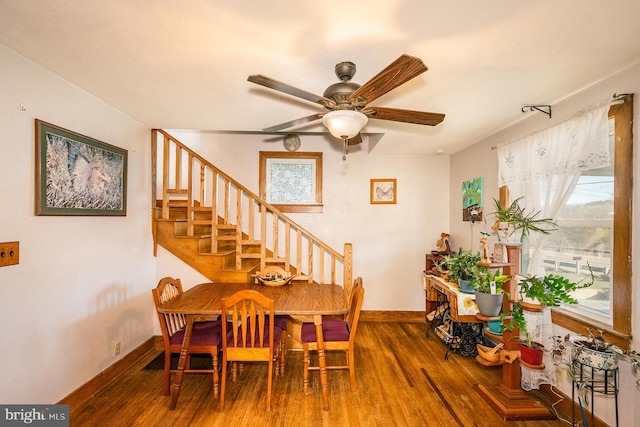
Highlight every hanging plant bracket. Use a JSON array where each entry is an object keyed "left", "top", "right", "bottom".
[{"left": 521, "top": 105, "right": 552, "bottom": 118}]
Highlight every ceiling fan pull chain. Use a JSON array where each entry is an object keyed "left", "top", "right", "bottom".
[{"left": 342, "top": 137, "right": 349, "bottom": 161}]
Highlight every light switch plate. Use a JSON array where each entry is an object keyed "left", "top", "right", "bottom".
[{"left": 0, "top": 241, "right": 19, "bottom": 267}]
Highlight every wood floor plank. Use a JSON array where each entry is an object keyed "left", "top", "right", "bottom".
[{"left": 69, "top": 321, "right": 574, "bottom": 426}]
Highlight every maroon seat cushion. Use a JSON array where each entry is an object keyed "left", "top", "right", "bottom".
[
  {"left": 170, "top": 320, "right": 227, "bottom": 346},
  {"left": 300, "top": 319, "right": 349, "bottom": 343},
  {"left": 269, "top": 315, "right": 289, "bottom": 331},
  {"left": 227, "top": 324, "right": 283, "bottom": 348}
]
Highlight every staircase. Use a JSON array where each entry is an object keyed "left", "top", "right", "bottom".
[{"left": 151, "top": 129, "right": 353, "bottom": 290}]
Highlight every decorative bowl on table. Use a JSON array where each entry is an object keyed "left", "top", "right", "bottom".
[{"left": 253, "top": 266, "right": 297, "bottom": 287}]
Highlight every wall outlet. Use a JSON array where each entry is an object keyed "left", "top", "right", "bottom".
[
  {"left": 0, "top": 241, "right": 19, "bottom": 267},
  {"left": 113, "top": 342, "right": 121, "bottom": 357}
]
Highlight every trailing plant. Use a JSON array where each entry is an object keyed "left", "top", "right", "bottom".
[
  {"left": 550, "top": 330, "right": 640, "bottom": 404},
  {"left": 486, "top": 196, "right": 557, "bottom": 241},
  {"left": 500, "top": 301, "right": 543, "bottom": 349},
  {"left": 516, "top": 267, "right": 594, "bottom": 306},
  {"left": 471, "top": 270, "right": 510, "bottom": 294},
  {"left": 500, "top": 268, "right": 594, "bottom": 350}
]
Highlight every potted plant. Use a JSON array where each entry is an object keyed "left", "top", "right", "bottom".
[
  {"left": 501, "top": 269, "right": 594, "bottom": 365},
  {"left": 442, "top": 250, "right": 485, "bottom": 293},
  {"left": 486, "top": 196, "right": 557, "bottom": 242},
  {"left": 501, "top": 302, "right": 545, "bottom": 365},
  {"left": 516, "top": 270, "right": 594, "bottom": 309},
  {"left": 472, "top": 270, "right": 510, "bottom": 317},
  {"left": 551, "top": 330, "right": 639, "bottom": 404}
]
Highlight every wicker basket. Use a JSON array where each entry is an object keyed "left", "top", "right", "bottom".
[{"left": 253, "top": 266, "right": 297, "bottom": 287}]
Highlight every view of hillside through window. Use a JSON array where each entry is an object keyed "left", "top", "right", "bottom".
[{"left": 541, "top": 120, "right": 615, "bottom": 317}]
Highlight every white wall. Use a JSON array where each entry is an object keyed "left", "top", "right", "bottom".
[
  {"left": 0, "top": 44, "right": 155, "bottom": 403},
  {"left": 0, "top": 40, "right": 449, "bottom": 404},
  {"left": 450, "top": 61, "right": 640, "bottom": 427},
  {"left": 162, "top": 131, "right": 451, "bottom": 312}
]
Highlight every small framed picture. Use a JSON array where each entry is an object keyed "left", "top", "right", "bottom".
[{"left": 370, "top": 179, "right": 396, "bottom": 204}]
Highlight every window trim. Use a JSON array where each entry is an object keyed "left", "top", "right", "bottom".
[
  {"left": 502, "top": 95, "right": 633, "bottom": 350},
  {"left": 258, "top": 151, "right": 323, "bottom": 213},
  {"left": 551, "top": 95, "right": 633, "bottom": 350}
]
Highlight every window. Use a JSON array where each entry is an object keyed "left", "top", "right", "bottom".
[
  {"left": 542, "top": 122, "right": 614, "bottom": 318},
  {"left": 259, "top": 151, "right": 323, "bottom": 213},
  {"left": 550, "top": 94, "right": 633, "bottom": 348}
]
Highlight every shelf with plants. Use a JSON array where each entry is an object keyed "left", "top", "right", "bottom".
[{"left": 475, "top": 243, "right": 556, "bottom": 420}]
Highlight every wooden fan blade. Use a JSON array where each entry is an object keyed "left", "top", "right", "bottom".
[
  {"left": 248, "top": 75, "right": 336, "bottom": 109},
  {"left": 262, "top": 113, "right": 325, "bottom": 132},
  {"left": 363, "top": 107, "right": 445, "bottom": 126},
  {"left": 348, "top": 54, "right": 428, "bottom": 105}
]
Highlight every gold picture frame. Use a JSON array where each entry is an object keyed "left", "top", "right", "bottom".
[{"left": 370, "top": 178, "right": 397, "bottom": 204}]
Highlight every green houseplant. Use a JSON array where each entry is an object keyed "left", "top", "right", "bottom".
[
  {"left": 487, "top": 196, "right": 557, "bottom": 242},
  {"left": 472, "top": 270, "right": 510, "bottom": 317},
  {"left": 501, "top": 270, "right": 594, "bottom": 365},
  {"left": 550, "top": 330, "right": 640, "bottom": 404},
  {"left": 442, "top": 250, "right": 485, "bottom": 293}
]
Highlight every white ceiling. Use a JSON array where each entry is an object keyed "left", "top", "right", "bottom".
[{"left": 2, "top": 0, "right": 640, "bottom": 155}]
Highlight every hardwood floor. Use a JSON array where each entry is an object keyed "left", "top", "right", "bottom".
[{"left": 69, "top": 321, "right": 575, "bottom": 427}]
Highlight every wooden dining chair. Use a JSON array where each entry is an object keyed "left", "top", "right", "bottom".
[
  {"left": 254, "top": 266, "right": 291, "bottom": 377},
  {"left": 151, "top": 277, "right": 225, "bottom": 398},
  {"left": 220, "top": 289, "right": 282, "bottom": 411},
  {"left": 301, "top": 277, "right": 365, "bottom": 393}
]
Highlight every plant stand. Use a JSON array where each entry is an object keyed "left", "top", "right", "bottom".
[
  {"left": 475, "top": 244, "right": 556, "bottom": 421},
  {"left": 571, "top": 362, "right": 618, "bottom": 427}
]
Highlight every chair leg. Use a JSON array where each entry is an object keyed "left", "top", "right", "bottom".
[
  {"left": 279, "top": 331, "right": 287, "bottom": 376},
  {"left": 267, "top": 357, "right": 273, "bottom": 411},
  {"left": 163, "top": 351, "right": 171, "bottom": 396},
  {"left": 303, "top": 344, "right": 310, "bottom": 394},
  {"left": 347, "top": 349, "right": 356, "bottom": 392},
  {"left": 212, "top": 349, "right": 219, "bottom": 398},
  {"left": 231, "top": 362, "right": 238, "bottom": 382},
  {"left": 273, "top": 342, "right": 281, "bottom": 378},
  {"left": 219, "top": 356, "right": 227, "bottom": 411}
]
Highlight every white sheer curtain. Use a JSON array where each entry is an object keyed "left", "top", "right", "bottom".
[
  {"left": 496, "top": 103, "right": 610, "bottom": 389},
  {"left": 497, "top": 104, "right": 611, "bottom": 276}
]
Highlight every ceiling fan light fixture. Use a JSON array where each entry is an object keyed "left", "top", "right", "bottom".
[{"left": 322, "top": 110, "right": 368, "bottom": 139}]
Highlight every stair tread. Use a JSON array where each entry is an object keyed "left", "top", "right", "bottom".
[
  {"left": 215, "top": 224, "right": 237, "bottom": 230},
  {"left": 239, "top": 253, "right": 261, "bottom": 259},
  {"left": 190, "top": 220, "right": 214, "bottom": 225}
]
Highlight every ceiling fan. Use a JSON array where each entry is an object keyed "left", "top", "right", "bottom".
[{"left": 248, "top": 54, "right": 445, "bottom": 158}]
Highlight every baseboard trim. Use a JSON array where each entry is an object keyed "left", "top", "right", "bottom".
[
  {"left": 58, "top": 337, "right": 155, "bottom": 408},
  {"left": 360, "top": 310, "right": 424, "bottom": 322}
]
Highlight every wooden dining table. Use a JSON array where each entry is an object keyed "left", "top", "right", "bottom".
[{"left": 157, "top": 281, "right": 348, "bottom": 410}]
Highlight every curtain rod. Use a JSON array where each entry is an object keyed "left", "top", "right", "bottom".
[{"left": 490, "top": 93, "right": 632, "bottom": 151}]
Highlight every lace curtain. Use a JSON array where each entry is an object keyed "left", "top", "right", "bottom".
[
  {"left": 496, "top": 103, "right": 611, "bottom": 389},
  {"left": 497, "top": 104, "right": 611, "bottom": 277}
]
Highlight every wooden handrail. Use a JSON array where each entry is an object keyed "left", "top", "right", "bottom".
[{"left": 151, "top": 129, "right": 352, "bottom": 287}]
